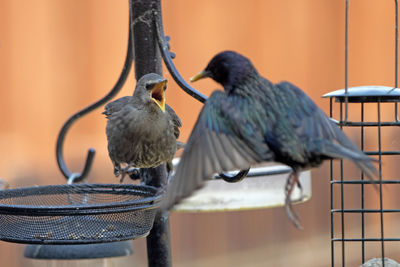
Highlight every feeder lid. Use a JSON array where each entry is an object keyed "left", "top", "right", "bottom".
[{"left": 322, "top": 86, "right": 400, "bottom": 103}]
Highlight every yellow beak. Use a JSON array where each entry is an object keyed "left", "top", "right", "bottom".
[
  {"left": 151, "top": 81, "right": 166, "bottom": 112},
  {"left": 190, "top": 70, "right": 209, "bottom": 82}
]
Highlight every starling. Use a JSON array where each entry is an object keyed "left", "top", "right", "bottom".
[
  {"left": 162, "top": 51, "right": 377, "bottom": 228},
  {"left": 104, "top": 73, "right": 182, "bottom": 182}
]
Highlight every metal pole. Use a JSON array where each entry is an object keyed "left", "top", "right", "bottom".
[{"left": 130, "top": 0, "right": 172, "bottom": 266}]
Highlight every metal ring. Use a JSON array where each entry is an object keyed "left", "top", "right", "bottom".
[{"left": 68, "top": 173, "right": 82, "bottom": 185}]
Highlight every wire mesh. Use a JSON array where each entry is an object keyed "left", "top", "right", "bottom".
[
  {"left": 328, "top": 91, "right": 400, "bottom": 266},
  {"left": 0, "top": 184, "right": 161, "bottom": 244},
  {"left": 328, "top": 1, "right": 400, "bottom": 266}
]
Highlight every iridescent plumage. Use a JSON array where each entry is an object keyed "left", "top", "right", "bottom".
[{"left": 162, "top": 51, "right": 377, "bottom": 228}]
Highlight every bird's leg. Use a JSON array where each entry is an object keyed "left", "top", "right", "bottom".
[
  {"left": 119, "top": 171, "right": 127, "bottom": 183},
  {"left": 294, "top": 179, "right": 305, "bottom": 202},
  {"left": 113, "top": 163, "right": 121, "bottom": 177},
  {"left": 285, "top": 170, "right": 303, "bottom": 229}
]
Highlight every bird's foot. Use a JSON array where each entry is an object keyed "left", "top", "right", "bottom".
[
  {"left": 285, "top": 171, "right": 304, "bottom": 229},
  {"left": 127, "top": 167, "right": 141, "bottom": 180},
  {"left": 114, "top": 165, "right": 121, "bottom": 177},
  {"left": 117, "top": 167, "right": 141, "bottom": 183}
]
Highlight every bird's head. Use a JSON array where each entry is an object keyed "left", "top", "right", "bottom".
[
  {"left": 134, "top": 73, "right": 167, "bottom": 112},
  {"left": 190, "top": 51, "right": 257, "bottom": 91}
]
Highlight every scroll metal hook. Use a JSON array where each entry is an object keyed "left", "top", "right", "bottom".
[
  {"left": 56, "top": 16, "right": 134, "bottom": 182},
  {"left": 153, "top": 10, "right": 250, "bottom": 182},
  {"left": 154, "top": 10, "right": 207, "bottom": 103}
]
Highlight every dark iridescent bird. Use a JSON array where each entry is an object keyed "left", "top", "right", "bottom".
[
  {"left": 104, "top": 73, "right": 182, "bottom": 182},
  {"left": 162, "top": 51, "right": 377, "bottom": 228}
]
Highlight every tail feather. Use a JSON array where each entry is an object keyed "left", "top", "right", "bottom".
[
  {"left": 354, "top": 160, "right": 378, "bottom": 181},
  {"left": 321, "top": 141, "right": 378, "bottom": 181}
]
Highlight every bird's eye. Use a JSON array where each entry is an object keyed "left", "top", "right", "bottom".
[{"left": 146, "top": 83, "right": 154, "bottom": 90}]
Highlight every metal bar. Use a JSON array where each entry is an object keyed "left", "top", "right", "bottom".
[
  {"left": 130, "top": 0, "right": 171, "bottom": 266},
  {"left": 340, "top": 101, "right": 345, "bottom": 267},
  {"left": 330, "top": 98, "right": 335, "bottom": 267},
  {"left": 140, "top": 167, "right": 171, "bottom": 267},
  {"left": 395, "top": 0, "right": 399, "bottom": 122},
  {"left": 332, "top": 209, "right": 400, "bottom": 213},
  {"left": 338, "top": 121, "right": 400, "bottom": 127},
  {"left": 396, "top": 0, "right": 399, "bottom": 89},
  {"left": 333, "top": 238, "right": 400, "bottom": 242},
  {"left": 360, "top": 102, "right": 365, "bottom": 263},
  {"left": 377, "top": 100, "right": 385, "bottom": 265},
  {"left": 344, "top": 0, "right": 349, "bottom": 123},
  {"left": 364, "top": 151, "right": 400, "bottom": 155},
  {"left": 332, "top": 180, "right": 400, "bottom": 184},
  {"left": 147, "top": 210, "right": 171, "bottom": 266}
]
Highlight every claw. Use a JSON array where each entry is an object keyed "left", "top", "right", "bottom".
[
  {"left": 117, "top": 166, "right": 139, "bottom": 183},
  {"left": 119, "top": 171, "right": 127, "bottom": 183},
  {"left": 285, "top": 198, "right": 303, "bottom": 230},
  {"left": 284, "top": 170, "right": 304, "bottom": 229},
  {"left": 113, "top": 164, "right": 121, "bottom": 177}
]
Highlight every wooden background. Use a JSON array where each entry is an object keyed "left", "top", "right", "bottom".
[{"left": 0, "top": 0, "right": 400, "bottom": 266}]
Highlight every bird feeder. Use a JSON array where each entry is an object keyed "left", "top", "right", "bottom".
[{"left": 172, "top": 161, "right": 311, "bottom": 212}]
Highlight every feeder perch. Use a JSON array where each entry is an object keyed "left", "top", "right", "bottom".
[{"left": 172, "top": 161, "right": 311, "bottom": 212}]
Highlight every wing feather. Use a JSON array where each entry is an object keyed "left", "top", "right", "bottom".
[
  {"left": 274, "top": 81, "right": 377, "bottom": 178},
  {"left": 161, "top": 91, "right": 273, "bottom": 209}
]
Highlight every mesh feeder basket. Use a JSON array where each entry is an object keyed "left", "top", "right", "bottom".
[{"left": 0, "top": 183, "right": 161, "bottom": 244}]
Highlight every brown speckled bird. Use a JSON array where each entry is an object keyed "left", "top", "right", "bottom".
[{"left": 104, "top": 73, "right": 182, "bottom": 182}]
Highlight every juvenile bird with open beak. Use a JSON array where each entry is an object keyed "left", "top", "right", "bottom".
[
  {"left": 162, "top": 51, "right": 377, "bottom": 228},
  {"left": 104, "top": 73, "right": 182, "bottom": 182}
]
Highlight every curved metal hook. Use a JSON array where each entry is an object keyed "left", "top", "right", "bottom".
[
  {"left": 153, "top": 10, "right": 249, "bottom": 183},
  {"left": 218, "top": 169, "right": 250, "bottom": 183},
  {"left": 154, "top": 11, "right": 207, "bottom": 103},
  {"left": 56, "top": 16, "right": 134, "bottom": 182}
]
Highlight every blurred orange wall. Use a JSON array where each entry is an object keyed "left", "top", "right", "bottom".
[{"left": 0, "top": 1, "right": 399, "bottom": 266}]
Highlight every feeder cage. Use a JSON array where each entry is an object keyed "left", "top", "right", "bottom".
[{"left": 325, "top": 86, "right": 400, "bottom": 266}]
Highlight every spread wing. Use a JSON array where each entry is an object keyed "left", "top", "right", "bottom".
[{"left": 161, "top": 91, "right": 273, "bottom": 210}]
